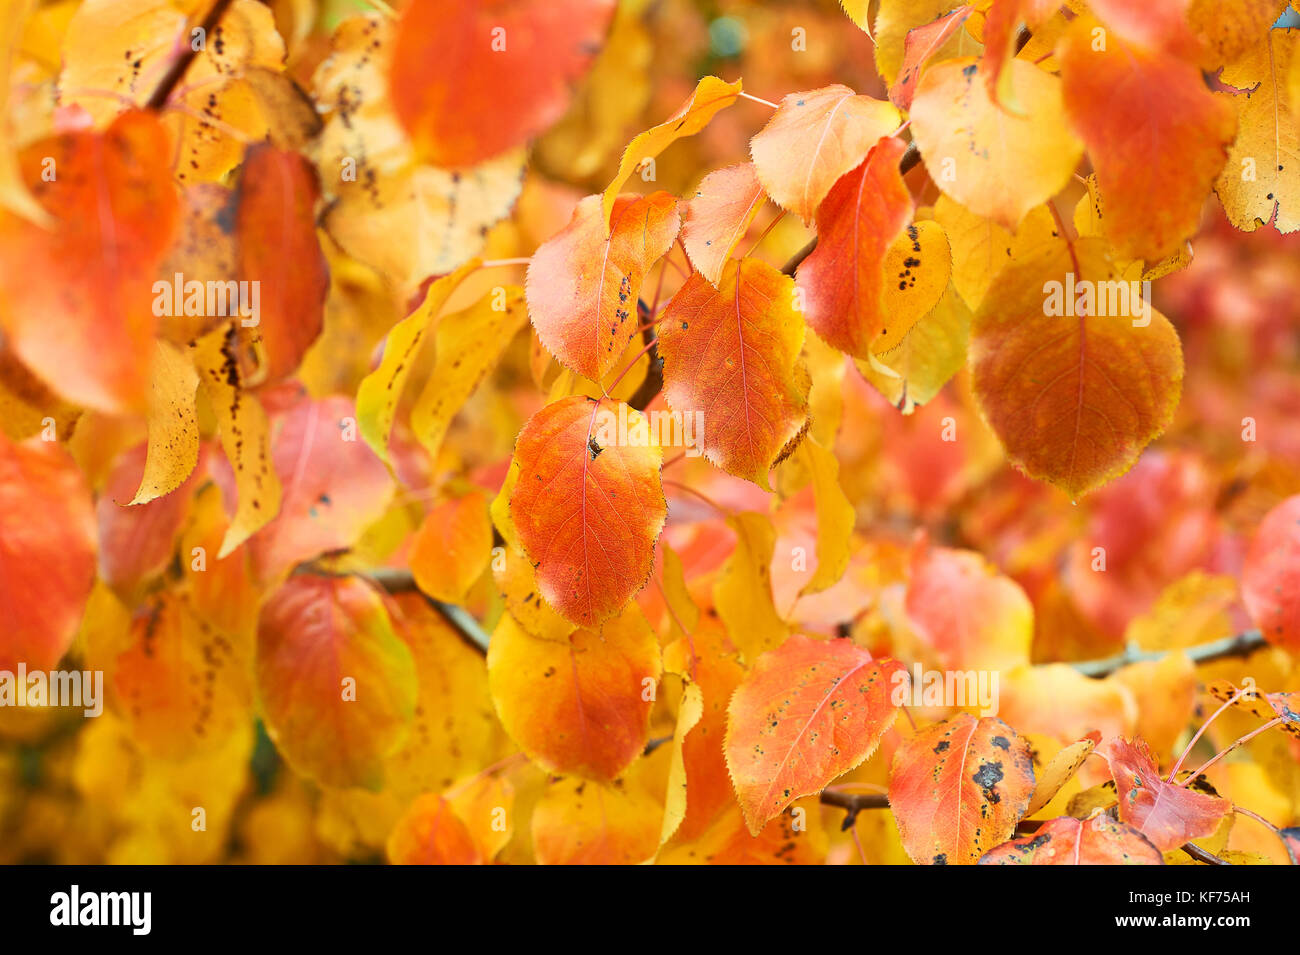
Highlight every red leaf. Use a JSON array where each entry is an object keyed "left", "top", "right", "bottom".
[
  {"left": 889, "top": 5, "right": 974, "bottom": 111},
  {"left": 1242, "top": 494, "right": 1300, "bottom": 653},
  {"left": 980, "top": 813, "right": 1164, "bottom": 865},
  {"left": 1096, "top": 737, "right": 1232, "bottom": 853}
]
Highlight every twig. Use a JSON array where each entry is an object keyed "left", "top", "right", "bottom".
[
  {"left": 367, "top": 568, "right": 491, "bottom": 655},
  {"left": 144, "top": 0, "right": 236, "bottom": 111},
  {"left": 1071, "top": 630, "right": 1266, "bottom": 679}
]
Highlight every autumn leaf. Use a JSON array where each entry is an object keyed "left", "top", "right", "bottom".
[
  {"left": 602, "top": 75, "right": 742, "bottom": 228},
  {"left": 980, "top": 0, "right": 1058, "bottom": 110},
  {"left": 0, "top": 431, "right": 96, "bottom": 672},
  {"left": 980, "top": 812, "right": 1164, "bottom": 865},
  {"left": 750, "top": 85, "right": 901, "bottom": 223},
  {"left": 131, "top": 341, "right": 201, "bottom": 504},
  {"left": 1240, "top": 495, "right": 1300, "bottom": 652},
  {"left": 389, "top": 0, "right": 616, "bottom": 168},
  {"left": 889, "top": 714, "right": 1036, "bottom": 864},
  {"left": 1025, "top": 734, "right": 1099, "bottom": 816},
  {"left": 386, "top": 794, "right": 480, "bottom": 865},
  {"left": 1096, "top": 737, "right": 1232, "bottom": 852},
  {"left": 256, "top": 574, "right": 417, "bottom": 790},
  {"left": 795, "top": 135, "right": 911, "bottom": 359},
  {"left": 713, "top": 512, "right": 789, "bottom": 661},
  {"left": 487, "top": 606, "right": 661, "bottom": 781},
  {"left": 509, "top": 396, "right": 666, "bottom": 627},
  {"left": 355, "top": 258, "right": 480, "bottom": 466},
  {"left": 0, "top": 109, "right": 178, "bottom": 413},
  {"left": 1215, "top": 30, "right": 1300, "bottom": 234},
  {"left": 526, "top": 192, "right": 678, "bottom": 382},
  {"left": 889, "top": 5, "right": 974, "bottom": 110},
  {"left": 680, "top": 162, "right": 767, "bottom": 286},
  {"left": 1058, "top": 18, "right": 1236, "bottom": 261},
  {"left": 969, "top": 238, "right": 1184, "bottom": 498},
  {"left": 910, "top": 58, "right": 1082, "bottom": 229},
  {"left": 658, "top": 259, "right": 810, "bottom": 488},
  {"left": 725, "top": 634, "right": 907, "bottom": 834},
  {"left": 532, "top": 775, "right": 661, "bottom": 865},
  {"left": 1207, "top": 680, "right": 1300, "bottom": 739},
  {"left": 409, "top": 491, "right": 493, "bottom": 605}
]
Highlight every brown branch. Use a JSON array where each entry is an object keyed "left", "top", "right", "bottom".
[
  {"left": 365, "top": 568, "right": 491, "bottom": 655},
  {"left": 144, "top": 0, "right": 236, "bottom": 111},
  {"left": 1069, "top": 630, "right": 1266, "bottom": 678}
]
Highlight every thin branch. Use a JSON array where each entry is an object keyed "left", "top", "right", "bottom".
[
  {"left": 367, "top": 568, "right": 491, "bottom": 655},
  {"left": 145, "top": 0, "right": 236, "bottom": 111},
  {"left": 1071, "top": 630, "right": 1266, "bottom": 679}
]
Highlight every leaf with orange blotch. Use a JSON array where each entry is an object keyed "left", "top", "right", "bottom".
[
  {"left": 1058, "top": 20, "right": 1236, "bottom": 262},
  {"left": 1215, "top": 31, "right": 1300, "bottom": 235},
  {"left": 1242, "top": 495, "right": 1300, "bottom": 653},
  {"left": 910, "top": 58, "right": 1082, "bottom": 229},
  {"left": 409, "top": 492, "right": 493, "bottom": 605},
  {"left": 389, "top": 0, "right": 616, "bottom": 168},
  {"left": 256, "top": 574, "right": 417, "bottom": 790},
  {"left": 0, "top": 109, "right": 177, "bottom": 414},
  {"left": 1096, "top": 737, "right": 1232, "bottom": 852},
  {"left": 713, "top": 512, "right": 788, "bottom": 661},
  {"left": 97, "top": 442, "right": 201, "bottom": 600},
  {"left": 749, "top": 85, "right": 902, "bottom": 223},
  {"left": 904, "top": 540, "right": 1033, "bottom": 672},
  {"left": 386, "top": 794, "right": 480, "bottom": 865},
  {"left": 191, "top": 325, "right": 280, "bottom": 558},
  {"left": 795, "top": 135, "right": 911, "bottom": 359},
  {"left": 0, "top": 431, "right": 96, "bottom": 672},
  {"left": 980, "top": 0, "right": 1057, "bottom": 110},
  {"left": 969, "top": 238, "right": 1184, "bottom": 498},
  {"left": 409, "top": 285, "right": 529, "bottom": 462},
  {"left": 130, "top": 341, "right": 201, "bottom": 505},
  {"left": 509, "top": 396, "right": 666, "bottom": 627},
  {"left": 526, "top": 192, "right": 678, "bottom": 382},
  {"left": 1208, "top": 680, "right": 1300, "bottom": 739},
  {"left": 602, "top": 75, "right": 742, "bottom": 228},
  {"left": 356, "top": 258, "right": 480, "bottom": 466},
  {"left": 658, "top": 259, "right": 810, "bottom": 489},
  {"left": 113, "top": 592, "right": 252, "bottom": 760},
  {"left": 889, "top": 714, "right": 1036, "bottom": 865},
  {"left": 889, "top": 5, "right": 974, "bottom": 110},
  {"left": 487, "top": 606, "right": 661, "bottom": 781},
  {"left": 242, "top": 394, "right": 394, "bottom": 585},
  {"left": 532, "top": 775, "right": 662, "bottom": 865},
  {"left": 234, "top": 145, "right": 329, "bottom": 385},
  {"left": 980, "top": 812, "right": 1164, "bottom": 865},
  {"left": 1025, "top": 734, "right": 1100, "bottom": 817},
  {"left": 680, "top": 163, "right": 767, "bottom": 286},
  {"left": 725, "top": 634, "right": 907, "bottom": 835}
]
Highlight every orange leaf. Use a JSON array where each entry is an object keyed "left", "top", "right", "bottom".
[
  {"left": 387, "top": 794, "right": 482, "bottom": 865},
  {"left": 389, "top": 0, "right": 615, "bottom": 168},
  {"left": 904, "top": 540, "right": 1033, "bottom": 672},
  {"left": 0, "top": 431, "right": 96, "bottom": 672},
  {"left": 980, "top": 0, "right": 1057, "bottom": 109},
  {"left": 1096, "top": 737, "right": 1231, "bottom": 852},
  {"left": 889, "top": 713, "right": 1036, "bottom": 864},
  {"left": 0, "top": 109, "right": 177, "bottom": 413},
  {"left": 889, "top": 5, "right": 974, "bottom": 111},
  {"left": 256, "top": 574, "right": 417, "bottom": 789},
  {"left": 1058, "top": 20, "right": 1235, "bottom": 261},
  {"left": 910, "top": 58, "right": 1082, "bottom": 229},
  {"left": 980, "top": 813, "right": 1164, "bottom": 865},
  {"left": 487, "top": 606, "right": 661, "bottom": 781},
  {"left": 969, "top": 238, "right": 1184, "bottom": 497},
  {"left": 532, "top": 776, "right": 661, "bottom": 865},
  {"left": 525, "top": 192, "right": 679, "bottom": 382},
  {"left": 234, "top": 145, "right": 329, "bottom": 384},
  {"left": 680, "top": 162, "right": 767, "bottom": 286},
  {"left": 749, "top": 85, "right": 901, "bottom": 223},
  {"left": 509, "top": 396, "right": 666, "bottom": 627},
  {"left": 409, "top": 491, "right": 493, "bottom": 605},
  {"left": 795, "top": 135, "right": 912, "bottom": 359},
  {"left": 658, "top": 259, "right": 810, "bottom": 489},
  {"left": 1241, "top": 494, "right": 1300, "bottom": 653},
  {"left": 725, "top": 634, "right": 907, "bottom": 834},
  {"left": 1208, "top": 680, "right": 1300, "bottom": 739}
]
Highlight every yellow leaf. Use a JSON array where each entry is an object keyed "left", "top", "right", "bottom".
[
  {"left": 714, "top": 512, "right": 788, "bottom": 661},
  {"left": 798, "top": 436, "right": 855, "bottom": 595},
  {"left": 130, "top": 340, "right": 200, "bottom": 504}
]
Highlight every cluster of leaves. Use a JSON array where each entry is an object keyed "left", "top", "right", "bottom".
[{"left": 1, "top": 0, "right": 1299, "bottom": 865}]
